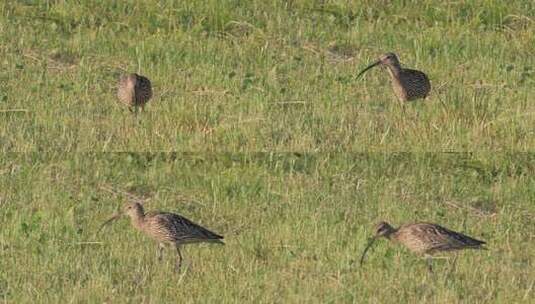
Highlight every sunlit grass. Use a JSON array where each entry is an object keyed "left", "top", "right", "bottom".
[
  {"left": 0, "top": 1, "right": 533, "bottom": 151},
  {"left": 0, "top": 1, "right": 534, "bottom": 302},
  {"left": 0, "top": 153, "right": 534, "bottom": 302}
]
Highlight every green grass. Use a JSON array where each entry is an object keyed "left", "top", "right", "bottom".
[
  {"left": 1, "top": 1, "right": 534, "bottom": 151},
  {"left": 1, "top": 153, "right": 534, "bottom": 302},
  {"left": 1, "top": 1, "right": 534, "bottom": 303}
]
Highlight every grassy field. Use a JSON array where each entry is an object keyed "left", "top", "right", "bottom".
[
  {"left": 1, "top": 1, "right": 534, "bottom": 151},
  {"left": 1, "top": 1, "right": 534, "bottom": 303},
  {"left": 0, "top": 153, "right": 534, "bottom": 303}
]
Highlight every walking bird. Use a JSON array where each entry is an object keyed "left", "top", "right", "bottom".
[
  {"left": 360, "top": 221, "right": 486, "bottom": 272},
  {"left": 117, "top": 73, "right": 153, "bottom": 113},
  {"left": 356, "top": 53, "right": 431, "bottom": 102},
  {"left": 99, "top": 201, "right": 224, "bottom": 270}
]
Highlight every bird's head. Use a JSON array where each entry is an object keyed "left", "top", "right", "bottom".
[
  {"left": 374, "top": 221, "right": 395, "bottom": 238},
  {"left": 123, "top": 201, "right": 144, "bottom": 218},
  {"left": 359, "top": 221, "right": 396, "bottom": 266},
  {"left": 98, "top": 201, "right": 145, "bottom": 234},
  {"left": 378, "top": 53, "right": 400, "bottom": 66},
  {"left": 356, "top": 52, "right": 400, "bottom": 79}
]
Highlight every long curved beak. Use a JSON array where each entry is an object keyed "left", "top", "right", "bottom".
[
  {"left": 97, "top": 213, "right": 122, "bottom": 234},
  {"left": 356, "top": 60, "right": 381, "bottom": 79},
  {"left": 359, "top": 236, "right": 377, "bottom": 266}
]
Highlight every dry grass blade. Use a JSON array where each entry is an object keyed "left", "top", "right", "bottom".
[
  {"left": 99, "top": 184, "right": 149, "bottom": 205},
  {"left": 271, "top": 100, "right": 308, "bottom": 105},
  {"left": 74, "top": 242, "right": 104, "bottom": 246},
  {"left": 443, "top": 200, "right": 497, "bottom": 218},
  {"left": 0, "top": 109, "right": 30, "bottom": 113}
]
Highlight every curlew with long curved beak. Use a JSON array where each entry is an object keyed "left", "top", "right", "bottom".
[
  {"left": 359, "top": 221, "right": 486, "bottom": 272},
  {"left": 356, "top": 52, "right": 431, "bottom": 102},
  {"left": 98, "top": 201, "right": 224, "bottom": 271}
]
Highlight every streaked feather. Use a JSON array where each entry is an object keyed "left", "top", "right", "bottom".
[
  {"left": 393, "top": 222, "right": 486, "bottom": 254},
  {"left": 117, "top": 73, "right": 153, "bottom": 110}
]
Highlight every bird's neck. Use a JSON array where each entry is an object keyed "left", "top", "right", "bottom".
[
  {"left": 129, "top": 210, "right": 146, "bottom": 229},
  {"left": 384, "top": 228, "right": 398, "bottom": 240},
  {"left": 386, "top": 64, "right": 402, "bottom": 78}
]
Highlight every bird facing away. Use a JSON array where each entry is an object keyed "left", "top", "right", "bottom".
[
  {"left": 356, "top": 53, "right": 431, "bottom": 102},
  {"left": 99, "top": 202, "right": 224, "bottom": 271},
  {"left": 117, "top": 73, "right": 153, "bottom": 113},
  {"left": 360, "top": 221, "right": 486, "bottom": 272}
]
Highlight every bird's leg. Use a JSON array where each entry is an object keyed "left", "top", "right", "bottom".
[
  {"left": 130, "top": 105, "right": 139, "bottom": 116},
  {"left": 175, "top": 244, "right": 183, "bottom": 271},
  {"left": 133, "top": 106, "right": 141, "bottom": 124},
  {"left": 425, "top": 255, "right": 434, "bottom": 274},
  {"left": 157, "top": 243, "right": 165, "bottom": 262},
  {"left": 446, "top": 255, "right": 458, "bottom": 278},
  {"left": 398, "top": 101, "right": 407, "bottom": 116}
]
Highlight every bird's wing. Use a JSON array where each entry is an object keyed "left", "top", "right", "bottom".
[
  {"left": 415, "top": 223, "right": 485, "bottom": 252},
  {"left": 135, "top": 75, "right": 153, "bottom": 100},
  {"left": 403, "top": 69, "right": 431, "bottom": 90},
  {"left": 150, "top": 212, "right": 223, "bottom": 243}
]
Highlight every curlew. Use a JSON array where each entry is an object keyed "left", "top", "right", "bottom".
[
  {"left": 117, "top": 73, "right": 153, "bottom": 113},
  {"left": 360, "top": 221, "right": 486, "bottom": 272},
  {"left": 356, "top": 53, "right": 431, "bottom": 102},
  {"left": 99, "top": 201, "right": 224, "bottom": 270}
]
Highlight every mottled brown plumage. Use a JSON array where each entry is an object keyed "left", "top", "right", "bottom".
[
  {"left": 117, "top": 73, "right": 153, "bottom": 112},
  {"left": 100, "top": 202, "right": 223, "bottom": 270},
  {"left": 357, "top": 53, "right": 431, "bottom": 102},
  {"left": 360, "top": 221, "right": 486, "bottom": 271}
]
